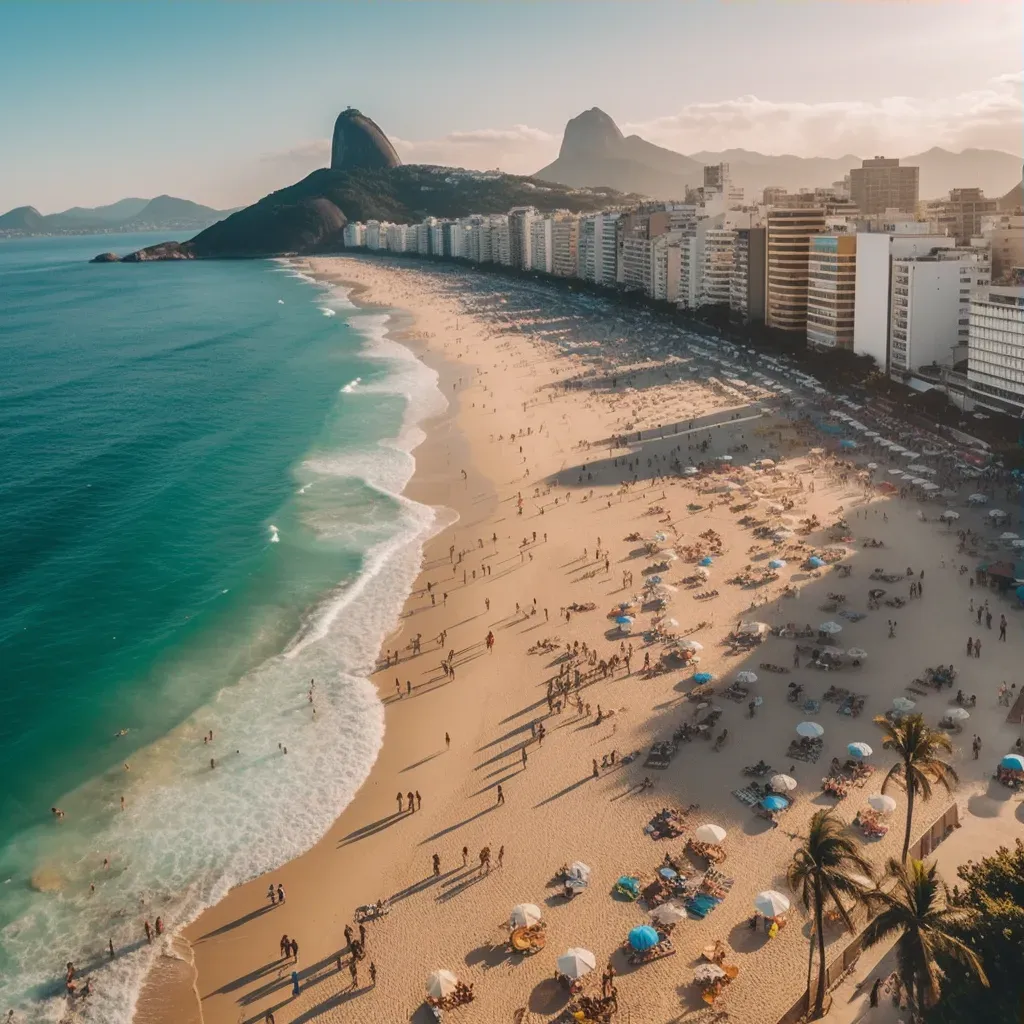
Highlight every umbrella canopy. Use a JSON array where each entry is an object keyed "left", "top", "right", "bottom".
[
  {"left": 847, "top": 647, "right": 868, "bottom": 659},
  {"left": 699, "top": 556, "right": 714, "bottom": 566},
  {"left": 739, "top": 621, "right": 769, "bottom": 635},
  {"left": 717, "top": 454, "right": 733, "bottom": 462},
  {"left": 663, "top": 617, "right": 680, "bottom": 628},
  {"left": 940, "top": 510, "right": 960, "bottom": 520},
  {"left": 968, "top": 493, "right": 987, "bottom": 503},
  {"left": 946, "top": 707, "right": 970, "bottom": 721},
  {"left": 694, "top": 823, "right": 727, "bottom": 844},
  {"left": 683, "top": 466, "right": 699, "bottom": 476},
  {"left": 615, "top": 615, "right": 634, "bottom": 626},
  {"left": 426, "top": 970, "right": 459, "bottom": 998},
  {"left": 567, "top": 861, "right": 591, "bottom": 882},
  {"left": 557, "top": 948, "right": 596, "bottom": 980},
  {"left": 989, "top": 509, "right": 1007, "bottom": 518},
  {"left": 509, "top": 903, "right": 542, "bottom": 928},
  {"left": 868, "top": 793, "right": 897, "bottom": 814},
  {"left": 650, "top": 902, "right": 688, "bottom": 925},
  {"left": 892, "top": 697, "right": 916, "bottom": 712},
  {"left": 1000, "top": 754, "right": 1024, "bottom": 771},
  {"left": 768, "top": 559, "right": 786, "bottom": 569},
  {"left": 694, "top": 566, "right": 711, "bottom": 579},
  {"left": 735, "top": 671, "right": 758, "bottom": 684},
  {"left": 647, "top": 575, "right": 663, "bottom": 584},
  {"left": 797, "top": 721, "right": 824, "bottom": 738},
  {"left": 770, "top": 774, "right": 797, "bottom": 792},
  {"left": 866, "top": 462, "right": 878, "bottom": 469},
  {"left": 693, "top": 671, "right": 714, "bottom": 683},
  {"left": 840, "top": 439, "right": 858, "bottom": 449},
  {"left": 1001, "top": 532, "right": 1020, "bottom": 541},
  {"left": 808, "top": 556, "right": 825, "bottom": 567},
  {"left": 761, "top": 794, "right": 789, "bottom": 811},
  {"left": 848, "top": 742, "right": 873, "bottom": 758},
  {"left": 818, "top": 621, "right": 843, "bottom": 634},
  {"left": 754, "top": 890, "right": 791, "bottom": 916},
  {"left": 653, "top": 532, "right": 667, "bottom": 542},
  {"left": 628, "top": 925, "right": 661, "bottom": 951},
  {"left": 677, "top": 639, "right": 703, "bottom": 651},
  {"left": 694, "top": 963, "right": 727, "bottom": 983},
  {"left": 615, "top": 875, "right": 640, "bottom": 896}
]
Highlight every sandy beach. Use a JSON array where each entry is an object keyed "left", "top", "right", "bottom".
[{"left": 141, "top": 254, "right": 1023, "bottom": 1024}]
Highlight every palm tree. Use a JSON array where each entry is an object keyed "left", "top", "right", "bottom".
[
  {"left": 787, "top": 809, "right": 874, "bottom": 1018},
  {"left": 873, "top": 713, "right": 958, "bottom": 862},
  {"left": 862, "top": 857, "right": 987, "bottom": 1019}
]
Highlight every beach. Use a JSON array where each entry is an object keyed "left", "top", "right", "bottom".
[{"left": 142, "top": 254, "right": 1022, "bottom": 1024}]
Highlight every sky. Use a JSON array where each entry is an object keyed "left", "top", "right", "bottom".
[{"left": 1, "top": 0, "right": 1021, "bottom": 213}]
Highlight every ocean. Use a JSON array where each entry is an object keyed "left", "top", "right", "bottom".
[{"left": 0, "top": 235, "right": 447, "bottom": 1021}]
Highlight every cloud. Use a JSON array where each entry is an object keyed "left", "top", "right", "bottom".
[{"left": 391, "top": 124, "right": 558, "bottom": 173}]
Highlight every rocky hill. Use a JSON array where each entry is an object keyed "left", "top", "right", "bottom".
[{"left": 1, "top": 195, "right": 234, "bottom": 236}]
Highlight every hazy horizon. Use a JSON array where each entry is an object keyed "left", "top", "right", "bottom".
[{"left": 1, "top": 0, "right": 1021, "bottom": 213}]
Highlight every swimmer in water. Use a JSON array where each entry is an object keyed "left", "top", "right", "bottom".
[{"left": 51, "top": 806, "right": 65, "bottom": 820}]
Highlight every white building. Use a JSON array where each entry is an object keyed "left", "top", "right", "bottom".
[
  {"left": 888, "top": 248, "right": 990, "bottom": 376},
  {"left": 529, "top": 216, "right": 553, "bottom": 274},
  {"left": 620, "top": 235, "right": 655, "bottom": 294},
  {"left": 365, "top": 220, "right": 385, "bottom": 250},
  {"left": 429, "top": 219, "right": 445, "bottom": 256},
  {"left": 343, "top": 222, "right": 365, "bottom": 247},
  {"left": 577, "top": 212, "right": 620, "bottom": 286},
  {"left": 551, "top": 213, "right": 579, "bottom": 277},
  {"left": 852, "top": 230, "right": 956, "bottom": 367},
  {"left": 967, "top": 286, "right": 1024, "bottom": 414},
  {"left": 699, "top": 227, "right": 737, "bottom": 306},
  {"left": 491, "top": 216, "right": 512, "bottom": 266},
  {"left": 979, "top": 213, "right": 1024, "bottom": 284}
]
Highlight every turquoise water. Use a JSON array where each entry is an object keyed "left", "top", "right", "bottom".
[{"left": 0, "top": 236, "right": 445, "bottom": 1021}]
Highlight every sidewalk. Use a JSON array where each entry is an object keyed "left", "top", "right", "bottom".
[{"left": 824, "top": 790, "right": 1021, "bottom": 1024}]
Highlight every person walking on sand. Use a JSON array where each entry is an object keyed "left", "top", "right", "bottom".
[
  {"left": 1000, "top": 615, "right": 1007, "bottom": 641},
  {"left": 593, "top": 758, "right": 600, "bottom": 779},
  {"left": 445, "top": 732, "right": 451, "bottom": 749},
  {"left": 369, "top": 961, "right": 377, "bottom": 986},
  {"left": 498, "top": 845, "right": 504, "bottom": 868},
  {"left": 291, "top": 970, "right": 300, "bottom": 997},
  {"left": 344, "top": 924, "right": 354, "bottom": 949},
  {"left": 396, "top": 792, "right": 403, "bottom": 813},
  {"left": 276, "top": 883, "right": 285, "bottom": 904},
  {"left": 290, "top": 938, "right": 299, "bottom": 962},
  {"left": 415, "top": 790, "right": 421, "bottom": 811},
  {"left": 432, "top": 852, "right": 441, "bottom": 877},
  {"left": 496, "top": 784, "right": 504, "bottom": 805},
  {"left": 462, "top": 845, "right": 468, "bottom": 866},
  {"left": 521, "top": 747, "right": 528, "bottom": 769},
  {"left": 280, "top": 934, "right": 290, "bottom": 959},
  {"left": 358, "top": 922, "right": 366, "bottom": 947},
  {"left": 407, "top": 790, "right": 415, "bottom": 812},
  {"left": 349, "top": 958, "right": 358, "bottom": 987},
  {"left": 975, "top": 638, "right": 982, "bottom": 658}
]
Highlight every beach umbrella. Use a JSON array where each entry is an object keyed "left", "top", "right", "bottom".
[
  {"left": 818, "top": 621, "right": 843, "bottom": 634},
  {"left": 663, "top": 617, "right": 680, "bottom": 628},
  {"left": 754, "top": 890, "right": 791, "bottom": 916},
  {"left": 901, "top": 451, "right": 920, "bottom": 459},
  {"left": 761, "top": 794, "right": 789, "bottom": 811},
  {"left": 847, "top": 648, "right": 868, "bottom": 660},
  {"left": 840, "top": 439, "right": 857, "bottom": 449},
  {"left": 848, "top": 742, "right": 873, "bottom": 758},
  {"left": 653, "top": 532, "right": 667, "bottom": 542},
  {"left": 615, "top": 875, "right": 640, "bottom": 897},
  {"left": 1012, "top": 540, "right": 1024, "bottom": 549},
  {"left": 557, "top": 948, "right": 596, "bottom": 980},
  {"left": 916, "top": 466, "right": 938, "bottom": 475},
  {"left": 989, "top": 509, "right": 1007, "bottom": 518},
  {"left": 650, "top": 902, "right": 688, "bottom": 925},
  {"left": 1000, "top": 754, "right": 1024, "bottom": 771},
  {"left": 968, "top": 493, "right": 987, "bottom": 503},
  {"left": 659, "top": 866, "right": 678, "bottom": 880},
  {"left": 1001, "top": 532, "right": 1019, "bottom": 541},
  {"left": 694, "top": 963, "right": 727, "bottom": 983},
  {"left": 768, "top": 559, "right": 786, "bottom": 569},
  {"left": 695, "top": 566, "right": 711, "bottom": 579},
  {"left": 820, "top": 646, "right": 845, "bottom": 658},
  {"left": 940, "top": 510, "right": 960, "bottom": 521},
  {"left": 946, "top": 708, "right": 970, "bottom": 721},
  {"left": 647, "top": 575, "right": 663, "bottom": 584},
  {"left": 694, "top": 823, "right": 727, "bottom": 844},
  {"left": 808, "top": 556, "right": 825, "bottom": 568},
  {"left": 426, "top": 970, "right": 459, "bottom": 998},
  {"left": 736, "top": 670, "right": 758, "bottom": 684},
  {"left": 615, "top": 615, "right": 634, "bottom": 626},
  {"left": 866, "top": 463, "right": 878, "bottom": 469},
  {"left": 699, "top": 556, "right": 714, "bottom": 566},
  {"left": 739, "top": 621, "right": 769, "bottom": 635},
  {"left": 683, "top": 466, "right": 698, "bottom": 476},
  {"left": 797, "top": 721, "right": 824, "bottom": 738},
  {"left": 717, "top": 454, "right": 733, "bottom": 462},
  {"left": 888, "top": 468, "right": 904, "bottom": 476},
  {"left": 865, "top": 432, "right": 880, "bottom": 439},
  {"left": 868, "top": 794, "right": 897, "bottom": 814},
  {"left": 509, "top": 903, "right": 542, "bottom": 928},
  {"left": 567, "top": 861, "right": 591, "bottom": 883},
  {"left": 628, "top": 925, "right": 661, "bottom": 951},
  {"left": 693, "top": 671, "right": 714, "bottom": 683},
  {"left": 677, "top": 639, "right": 703, "bottom": 651},
  {"left": 770, "top": 774, "right": 798, "bottom": 792},
  {"left": 922, "top": 482, "right": 939, "bottom": 491},
  {"left": 892, "top": 697, "right": 916, "bottom": 712}
]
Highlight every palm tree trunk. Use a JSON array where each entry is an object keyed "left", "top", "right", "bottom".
[
  {"left": 901, "top": 777, "right": 915, "bottom": 862},
  {"left": 813, "top": 876, "right": 827, "bottom": 1017}
]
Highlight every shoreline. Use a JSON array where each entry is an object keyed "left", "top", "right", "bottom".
[{"left": 138, "top": 254, "right": 1021, "bottom": 1024}]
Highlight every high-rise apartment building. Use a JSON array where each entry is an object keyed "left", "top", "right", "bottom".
[
  {"left": 577, "top": 212, "right": 620, "bottom": 286},
  {"left": 729, "top": 227, "right": 767, "bottom": 324},
  {"left": 529, "top": 216, "right": 553, "bottom": 275},
  {"left": 806, "top": 233, "right": 857, "bottom": 350},
  {"left": 765, "top": 206, "right": 826, "bottom": 331},
  {"left": 551, "top": 213, "right": 579, "bottom": 278},
  {"left": 979, "top": 213, "right": 1024, "bottom": 283},
  {"left": 888, "top": 248, "right": 990, "bottom": 376},
  {"left": 703, "top": 163, "right": 729, "bottom": 191},
  {"left": 700, "top": 227, "right": 738, "bottom": 306},
  {"left": 967, "top": 285, "right": 1024, "bottom": 414},
  {"left": 342, "top": 222, "right": 365, "bottom": 247},
  {"left": 849, "top": 157, "right": 919, "bottom": 215},
  {"left": 937, "top": 188, "right": 998, "bottom": 243},
  {"left": 508, "top": 206, "right": 537, "bottom": 270}
]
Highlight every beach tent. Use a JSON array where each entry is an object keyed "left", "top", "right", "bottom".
[
  {"left": 557, "top": 948, "right": 596, "bottom": 980},
  {"left": 940, "top": 510, "right": 960, "bottom": 521},
  {"left": 426, "top": 970, "right": 460, "bottom": 998},
  {"left": 754, "top": 890, "right": 791, "bottom": 916}
]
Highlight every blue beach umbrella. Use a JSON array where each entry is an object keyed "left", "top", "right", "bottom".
[
  {"left": 808, "top": 556, "right": 825, "bottom": 568},
  {"left": 628, "top": 925, "right": 660, "bottom": 951},
  {"left": 616, "top": 876, "right": 640, "bottom": 896},
  {"left": 768, "top": 559, "right": 786, "bottom": 569},
  {"left": 848, "top": 742, "right": 873, "bottom": 759},
  {"left": 615, "top": 615, "right": 634, "bottom": 625},
  {"left": 658, "top": 866, "right": 678, "bottom": 880},
  {"left": 761, "top": 794, "right": 788, "bottom": 811},
  {"left": 1000, "top": 754, "right": 1024, "bottom": 771},
  {"left": 693, "top": 671, "right": 714, "bottom": 683},
  {"left": 700, "top": 556, "right": 713, "bottom": 567},
  {"left": 840, "top": 439, "right": 857, "bottom": 449},
  {"left": 648, "top": 575, "right": 663, "bottom": 584}
]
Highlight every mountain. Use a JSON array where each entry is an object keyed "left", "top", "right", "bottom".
[
  {"left": 535, "top": 107, "right": 703, "bottom": 199},
  {"left": 97, "top": 165, "right": 638, "bottom": 262},
  {"left": 0, "top": 205, "right": 47, "bottom": 232},
  {"left": 0, "top": 195, "right": 234, "bottom": 236},
  {"left": 331, "top": 107, "right": 402, "bottom": 171},
  {"left": 537, "top": 109, "right": 1023, "bottom": 200}
]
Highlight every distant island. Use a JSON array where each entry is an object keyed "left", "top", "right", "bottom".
[
  {"left": 91, "top": 108, "right": 640, "bottom": 262},
  {"left": 0, "top": 195, "right": 237, "bottom": 238}
]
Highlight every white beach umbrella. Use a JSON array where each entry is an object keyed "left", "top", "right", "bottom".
[
  {"left": 848, "top": 742, "right": 873, "bottom": 758},
  {"left": 946, "top": 707, "right": 970, "bottom": 721},
  {"left": 567, "top": 861, "right": 591, "bottom": 882},
  {"left": 916, "top": 466, "right": 938, "bottom": 475},
  {"left": 694, "top": 963, "right": 727, "bottom": 983},
  {"left": 663, "top": 618, "right": 680, "bottom": 628},
  {"left": 967, "top": 493, "right": 987, "bottom": 503},
  {"left": 901, "top": 451, "right": 920, "bottom": 459},
  {"left": 922, "top": 483, "right": 940, "bottom": 491},
  {"left": 866, "top": 463, "right": 878, "bottom": 469},
  {"left": 509, "top": 903, "right": 542, "bottom": 928},
  {"left": 426, "top": 970, "right": 460, "bottom": 998},
  {"left": 1000, "top": 532, "right": 1019, "bottom": 540},
  {"left": 754, "top": 890, "right": 791, "bottom": 916},
  {"left": 940, "top": 510, "right": 960, "bottom": 520},
  {"left": 717, "top": 454, "right": 733, "bottom": 461},
  {"left": 739, "top": 621, "right": 769, "bottom": 636},
  {"left": 557, "top": 948, "right": 596, "bottom": 980},
  {"left": 888, "top": 468, "right": 904, "bottom": 476},
  {"left": 818, "top": 621, "right": 843, "bottom": 634},
  {"left": 735, "top": 671, "right": 758, "bottom": 684},
  {"left": 1013, "top": 540, "right": 1024, "bottom": 549},
  {"left": 694, "top": 823, "right": 727, "bottom": 843},
  {"left": 683, "top": 466, "right": 699, "bottom": 476},
  {"left": 796, "top": 721, "right": 824, "bottom": 738},
  {"left": 892, "top": 697, "right": 916, "bottom": 712},
  {"left": 677, "top": 639, "right": 703, "bottom": 651},
  {"left": 868, "top": 794, "right": 897, "bottom": 814},
  {"left": 650, "top": 902, "right": 688, "bottom": 925},
  {"left": 989, "top": 509, "right": 1007, "bottom": 518},
  {"left": 846, "top": 648, "right": 869, "bottom": 660},
  {"left": 770, "top": 774, "right": 798, "bottom": 792}
]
